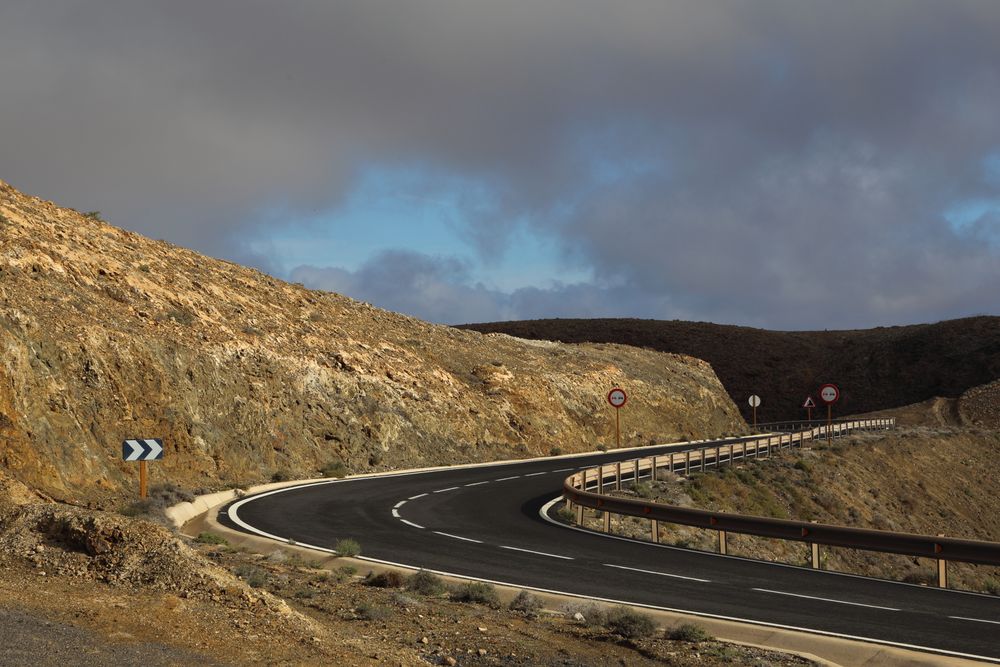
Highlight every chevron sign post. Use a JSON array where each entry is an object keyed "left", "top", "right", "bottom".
[{"left": 122, "top": 439, "right": 163, "bottom": 499}]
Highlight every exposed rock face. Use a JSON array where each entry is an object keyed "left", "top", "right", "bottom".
[{"left": 0, "top": 182, "right": 744, "bottom": 501}]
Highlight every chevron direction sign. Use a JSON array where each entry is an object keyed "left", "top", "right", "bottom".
[{"left": 122, "top": 438, "right": 164, "bottom": 461}]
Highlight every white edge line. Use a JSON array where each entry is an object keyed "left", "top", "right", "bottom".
[
  {"left": 604, "top": 563, "right": 711, "bottom": 583},
  {"left": 433, "top": 531, "right": 483, "bottom": 544},
  {"left": 347, "top": 551, "right": 1000, "bottom": 665},
  {"left": 751, "top": 588, "right": 900, "bottom": 612},
  {"left": 433, "top": 486, "right": 461, "bottom": 493},
  {"left": 500, "top": 545, "right": 573, "bottom": 560},
  {"left": 524, "top": 472, "right": 547, "bottom": 477},
  {"left": 408, "top": 493, "right": 428, "bottom": 500},
  {"left": 400, "top": 519, "right": 424, "bottom": 530},
  {"left": 536, "top": 496, "right": 1000, "bottom": 601},
  {"left": 495, "top": 475, "right": 520, "bottom": 481},
  {"left": 553, "top": 468, "right": 575, "bottom": 472},
  {"left": 949, "top": 615, "right": 1000, "bottom": 625},
  {"left": 393, "top": 500, "right": 407, "bottom": 509},
  {"left": 226, "top": 484, "right": 999, "bottom": 665}
]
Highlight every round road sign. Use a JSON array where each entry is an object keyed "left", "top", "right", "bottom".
[
  {"left": 818, "top": 384, "right": 840, "bottom": 404},
  {"left": 607, "top": 388, "right": 627, "bottom": 408},
  {"left": 748, "top": 394, "right": 761, "bottom": 408}
]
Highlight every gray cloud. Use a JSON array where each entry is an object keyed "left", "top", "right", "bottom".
[{"left": 2, "top": 1, "right": 999, "bottom": 327}]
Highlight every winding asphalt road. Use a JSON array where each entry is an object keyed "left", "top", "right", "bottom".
[{"left": 225, "top": 438, "right": 1000, "bottom": 662}]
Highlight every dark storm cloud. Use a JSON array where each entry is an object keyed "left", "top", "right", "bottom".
[{"left": 2, "top": 1, "right": 998, "bottom": 327}]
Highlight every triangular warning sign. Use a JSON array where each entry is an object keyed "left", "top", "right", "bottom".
[{"left": 803, "top": 396, "right": 816, "bottom": 408}]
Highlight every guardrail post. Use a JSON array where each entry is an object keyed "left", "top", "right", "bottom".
[
  {"left": 715, "top": 446, "right": 720, "bottom": 468},
  {"left": 635, "top": 458, "right": 640, "bottom": 484},
  {"left": 685, "top": 451, "right": 690, "bottom": 476},
  {"left": 615, "top": 462, "right": 622, "bottom": 490},
  {"left": 651, "top": 519, "right": 659, "bottom": 543},
  {"left": 603, "top": 511, "right": 611, "bottom": 533},
  {"left": 652, "top": 455, "right": 658, "bottom": 482},
  {"left": 719, "top": 530, "right": 727, "bottom": 555},
  {"left": 598, "top": 465, "right": 605, "bottom": 493},
  {"left": 937, "top": 534, "right": 948, "bottom": 588},
  {"left": 700, "top": 448, "right": 706, "bottom": 472},
  {"left": 575, "top": 504, "right": 583, "bottom": 524}
]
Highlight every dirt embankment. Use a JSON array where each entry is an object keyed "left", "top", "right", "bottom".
[
  {"left": 593, "top": 427, "right": 1000, "bottom": 593},
  {"left": 0, "top": 181, "right": 744, "bottom": 506}
]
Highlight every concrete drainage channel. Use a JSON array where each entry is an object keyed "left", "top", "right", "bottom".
[{"left": 166, "top": 451, "right": 987, "bottom": 667}]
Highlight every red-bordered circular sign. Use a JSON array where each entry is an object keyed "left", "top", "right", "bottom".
[
  {"left": 818, "top": 384, "right": 840, "bottom": 404},
  {"left": 607, "top": 387, "right": 627, "bottom": 408}
]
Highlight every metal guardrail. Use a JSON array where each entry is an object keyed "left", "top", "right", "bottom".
[{"left": 562, "top": 418, "right": 1000, "bottom": 587}]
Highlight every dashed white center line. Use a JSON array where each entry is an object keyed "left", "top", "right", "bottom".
[
  {"left": 752, "top": 588, "right": 900, "bottom": 611},
  {"left": 433, "top": 486, "right": 460, "bottom": 493},
  {"left": 500, "top": 545, "right": 573, "bottom": 560},
  {"left": 524, "top": 472, "right": 547, "bottom": 477},
  {"left": 393, "top": 500, "right": 407, "bottom": 509},
  {"left": 408, "top": 493, "right": 428, "bottom": 500},
  {"left": 495, "top": 476, "right": 520, "bottom": 481},
  {"left": 433, "top": 531, "right": 483, "bottom": 544},
  {"left": 603, "top": 563, "right": 711, "bottom": 583},
  {"left": 464, "top": 481, "right": 489, "bottom": 487},
  {"left": 400, "top": 519, "right": 424, "bottom": 530},
  {"left": 391, "top": 509, "right": 401, "bottom": 518},
  {"left": 949, "top": 616, "right": 1000, "bottom": 625}
]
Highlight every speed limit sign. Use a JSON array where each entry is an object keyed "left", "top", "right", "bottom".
[{"left": 607, "top": 388, "right": 627, "bottom": 408}]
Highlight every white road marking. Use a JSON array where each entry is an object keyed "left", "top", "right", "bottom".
[
  {"left": 495, "top": 476, "right": 520, "bottom": 481},
  {"left": 400, "top": 519, "right": 425, "bottom": 530},
  {"left": 393, "top": 500, "right": 407, "bottom": 509},
  {"left": 949, "top": 616, "right": 1000, "bottom": 625},
  {"left": 500, "top": 545, "right": 573, "bottom": 560},
  {"left": 433, "top": 486, "right": 460, "bottom": 493},
  {"left": 433, "top": 531, "right": 483, "bottom": 544},
  {"left": 553, "top": 468, "right": 575, "bottom": 472},
  {"left": 604, "top": 563, "right": 710, "bottom": 583},
  {"left": 752, "top": 588, "right": 900, "bottom": 611},
  {"left": 408, "top": 493, "right": 428, "bottom": 500},
  {"left": 524, "top": 472, "right": 547, "bottom": 477},
  {"left": 464, "top": 481, "right": 489, "bottom": 487},
  {"left": 391, "top": 509, "right": 401, "bottom": 518}
]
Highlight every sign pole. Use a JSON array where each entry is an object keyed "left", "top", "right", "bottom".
[
  {"left": 139, "top": 460, "right": 148, "bottom": 499},
  {"left": 753, "top": 404, "right": 757, "bottom": 429},
  {"left": 615, "top": 407, "right": 621, "bottom": 449},
  {"left": 808, "top": 406, "right": 812, "bottom": 421},
  {"left": 827, "top": 404, "right": 832, "bottom": 446}
]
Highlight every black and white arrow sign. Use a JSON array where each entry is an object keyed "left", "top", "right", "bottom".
[{"left": 122, "top": 439, "right": 164, "bottom": 461}]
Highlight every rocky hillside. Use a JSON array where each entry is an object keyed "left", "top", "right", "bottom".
[
  {"left": 459, "top": 317, "right": 1000, "bottom": 422},
  {"left": 0, "top": 182, "right": 744, "bottom": 503}
]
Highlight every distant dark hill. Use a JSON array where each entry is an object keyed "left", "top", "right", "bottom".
[{"left": 457, "top": 317, "right": 1000, "bottom": 423}]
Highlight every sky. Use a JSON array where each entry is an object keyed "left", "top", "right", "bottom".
[{"left": 1, "top": 1, "right": 998, "bottom": 330}]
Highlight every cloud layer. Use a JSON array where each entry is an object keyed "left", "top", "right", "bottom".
[{"left": 2, "top": 1, "right": 998, "bottom": 328}]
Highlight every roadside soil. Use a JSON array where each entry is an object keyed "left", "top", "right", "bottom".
[{"left": 579, "top": 427, "right": 1000, "bottom": 593}]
